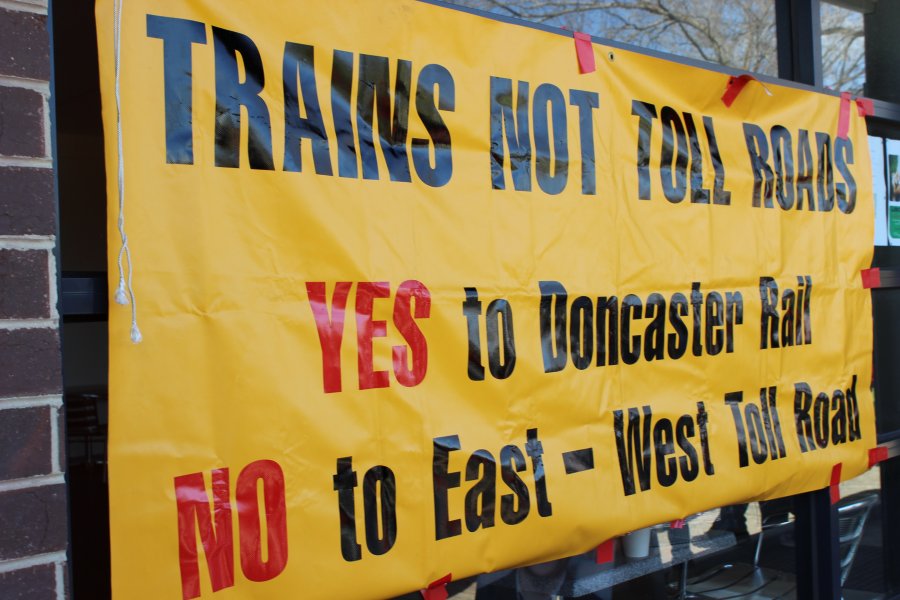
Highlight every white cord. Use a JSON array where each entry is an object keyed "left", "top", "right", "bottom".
[{"left": 113, "top": 0, "right": 142, "bottom": 343}]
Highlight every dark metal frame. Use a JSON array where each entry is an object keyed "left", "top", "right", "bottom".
[
  {"left": 60, "top": 273, "right": 107, "bottom": 320},
  {"left": 795, "top": 489, "right": 842, "bottom": 600},
  {"left": 775, "top": 0, "right": 823, "bottom": 86}
]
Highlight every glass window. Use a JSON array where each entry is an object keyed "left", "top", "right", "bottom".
[
  {"left": 821, "top": 1, "right": 866, "bottom": 93},
  {"left": 838, "top": 470, "right": 884, "bottom": 596},
  {"left": 451, "top": 0, "right": 779, "bottom": 75}
]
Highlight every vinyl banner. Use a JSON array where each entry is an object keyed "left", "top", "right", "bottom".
[{"left": 97, "top": 1, "right": 877, "bottom": 598}]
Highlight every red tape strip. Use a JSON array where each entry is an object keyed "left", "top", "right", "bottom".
[
  {"left": 722, "top": 74, "right": 756, "bottom": 107},
  {"left": 861, "top": 267, "right": 881, "bottom": 289},
  {"left": 838, "top": 92, "right": 852, "bottom": 139},
  {"left": 869, "top": 447, "right": 889, "bottom": 468},
  {"left": 670, "top": 519, "right": 685, "bottom": 529},
  {"left": 595, "top": 539, "right": 615, "bottom": 564},
  {"left": 420, "top": 574, "right": 452, "bottom": 600},
  {"left": 573, "top": 32, "right": 596, "bottom": 74},
  {"left": 856, "top": 97, "right": 875, "bottom": 117},
  {"left": 830, "top": 463, "right": 842, "bottom": 505}
]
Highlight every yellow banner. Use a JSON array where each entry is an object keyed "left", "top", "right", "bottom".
[{"left": 97, "top": 1, "right": 876, "bottom": 598}]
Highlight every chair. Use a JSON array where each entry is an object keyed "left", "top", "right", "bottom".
[
  {"left": 835, "top": 491, "right": 879, "bottom": 585},
  {"left": 685, "top": 491, "right": 879, "bottom": 599}
]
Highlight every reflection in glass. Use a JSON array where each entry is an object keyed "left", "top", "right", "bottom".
[
  {"left": 451, "top": 0, "right": 782, "bottom": 75},
  {"left": 821, "top": 2, "right": 865, "bottom": 94}
]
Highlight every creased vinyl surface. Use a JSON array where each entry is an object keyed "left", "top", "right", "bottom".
[{"left": 97, "top": 1, "right": 876, "bottom": 598}]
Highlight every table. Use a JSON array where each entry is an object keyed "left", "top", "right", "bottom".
[{"left": 477, "top": 526, "right": 738, "bottom": 599}]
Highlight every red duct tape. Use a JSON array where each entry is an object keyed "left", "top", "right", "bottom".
[
  {"left": 856, "top": 97, "right": 875, "bottom": 117},
  {"left": 595, "top": 539, "right": 615, "bottom": 564},
  {"left": 573, "top": 32, "right": 596, "bottom": 74},
  {"left": 721, "top": 74, "right": 756, "bottom": 107},
  {"left": 420, "top": 574, "right": 452, "bottom": 600},
  {"left": 861, "top": 268, "right": 881, "bottom": 289},
  {"left": 837, "top": 91, "right": 852, "bottom": 139},
  {"left": 869, "top": 447, "right": 889, "bottom": 468},
  {"left": 830, "top": 463, "right": 842, "bottom": 505}
]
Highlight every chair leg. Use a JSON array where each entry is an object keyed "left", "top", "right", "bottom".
[{"left": 753, "top": 529, "right": 766, "bottom": 568}]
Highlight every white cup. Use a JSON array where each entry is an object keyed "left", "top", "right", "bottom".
[{"left": 622, "top": 527, "right": 652, "bottom": 558}]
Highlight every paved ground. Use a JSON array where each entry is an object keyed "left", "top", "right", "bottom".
[{"left": 452, "top": 582, "right": 478, "bottom": 600}]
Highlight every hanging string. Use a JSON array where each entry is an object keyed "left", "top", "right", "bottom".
[{"left": 113, "top": 0, "right": 142, "bottom": 343}]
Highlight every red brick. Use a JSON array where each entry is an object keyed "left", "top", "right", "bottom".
[
  {"left": 0, "top": 249, "right": 50, "bottom": 319},
  {"left": 0, "top": 329, "right": 61, "bottom": 397},
  {"left": 0, "top": 406, "right": 51, "bottom": 480},
  {"left": 0, "top": 87, "right": 44, "bottom": 158},
  {"left": 0, "top": 564, "right": 56, "bottom": 600},
  {"left": 0, "top": 167, "right": 55, "bottom": 235},
  {"left": 0, "top": 8, "right": 50, "bottom": 80},
  {"left": 0, "top": 484, "right": 67, "bottom": 560}
]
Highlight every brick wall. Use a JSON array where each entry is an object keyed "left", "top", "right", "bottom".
[{"left": 0, "top": 0, "right": 68, "bottom": 598}]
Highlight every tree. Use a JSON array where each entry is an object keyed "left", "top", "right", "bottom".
[{"left": 451, "top": 0, "right": 864, "bottom": 92}]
